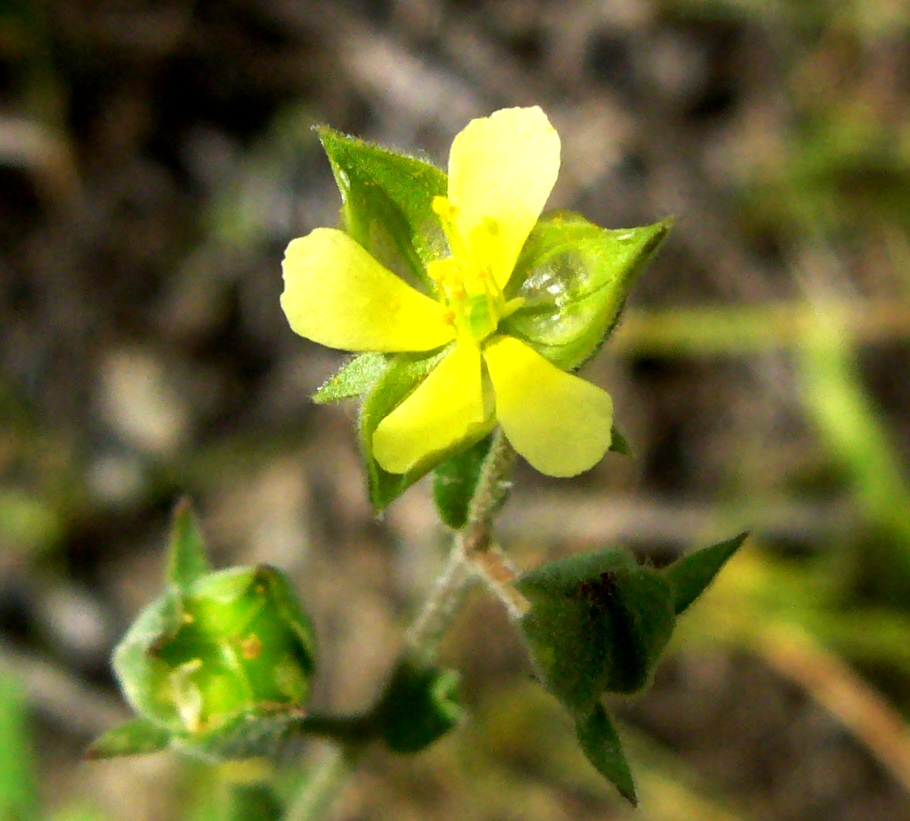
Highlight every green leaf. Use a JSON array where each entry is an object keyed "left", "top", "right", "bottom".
[
  {"left": 0, "top": 675, "right": 37, "bottom": 821},
  {"left": 432, "top": 434, "right": 493, "bottom": 529},
  {"left": 318, "top": 127, "right": 447, "bottom": 293},
  {"left": 516, "top": 548, "right": 676, "bottom": 713},
  {"left": 358, "top": 348, "right": 449, "bottom": 511},
  {"left": 313, "top": 353, "right": 387, "bottom": 404},
  {"left": 576, "top": 704, "right": 637, "bottom": 806},
  {"left": 167, "top": 498, "right": 211, "bottom": 592},
  {"left": 227, "top": 784, "right": 282, "bottom": 821},
  {"left": 665, "top": 532, "right": 748, "bottom": 615},
  {"left": 504, "top": 213, "right": 672, "bottom": 371},
  {"left": 377, "top": 658, "right": 462, "bottom": 754},
  {"left": 85, "top": 717, "right": 171, "bottom": 759}
]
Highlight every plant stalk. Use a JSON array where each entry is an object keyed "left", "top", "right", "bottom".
[{"left": 282, "top": 428, "right": 517, "bottom": 821}]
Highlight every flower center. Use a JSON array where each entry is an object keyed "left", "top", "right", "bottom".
[{"left": 428, "top": 196, "right": 521, "bottom": 346}]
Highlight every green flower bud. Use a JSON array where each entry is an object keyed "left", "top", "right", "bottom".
[
  {"left": 515, "top": 548, "right": 676, "bottom": 714},
  {"left": 113, "top": 564, "right": 316, "bottom": 758},
  {"left": 503, "top": 213, "right": 671, "bottom": 371}
]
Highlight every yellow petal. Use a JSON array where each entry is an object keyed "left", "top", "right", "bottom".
[
  {"left": 373, "top": 344, "right": 493, "bottom": 474},
  {"left": 483, "top": 336, "right": 612, "bottom": 477},
  {"left": 448, "top": 107, "right": 560, "bottom": 291},
  {"left": 281, "top": 228, "right": 455, "bottom": 352}
]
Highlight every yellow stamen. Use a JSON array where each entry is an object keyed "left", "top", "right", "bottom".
[{"left": 429, "top": 196, "right": 511, "bottom": 345}]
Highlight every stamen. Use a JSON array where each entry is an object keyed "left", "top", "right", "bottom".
[
  {"left": 432, "top": 195, "right": 470, "bottom": 262},
  {"left": 429, "top": 197, "right": 509, "bottom": 345}
]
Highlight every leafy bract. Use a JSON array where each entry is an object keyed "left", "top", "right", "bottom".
[
  {"left": 167, "top": 498, "right": 210, "bottom": 593},
  {"left": 433, "top": 434, "right": 494, "bottom": 529},
  {"left": 504, "top": 214, "right": 672, "bottom": 371},
  {"left": 664, "top": 532, "right": 749, "bottom": 614},
  {"left": 313, "top": 353, "right": 387, "bottom": 404},
  {"left": 86, "top": 718, "right": 171, "bottom": 759},
  {"left": 575, "top": 704, "right": 637, "bottom": 806},
  {"left": 376, "top": 658, "right": 462, "bottom": 754},
  {"left": 609, "top": 424, "right": 631, "bottom": 456},
  {"left": 517, "top": 548, "right": 676, "bottom": 713},
  {"left": 318, "top": 126, "right": 447, "bottom": 293},
  {"left": 358, "top": 348, "right": 449, "bottom": 511}
]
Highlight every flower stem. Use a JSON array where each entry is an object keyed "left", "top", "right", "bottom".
[
  {"left": 283, "top": 428, "right": 517, "bottom": 821},
  {"left": 404, "top": 538, "right": 476, "bottom": 662},
  {"left": 462, "top": 429, "right": 515, "bottom": 555}
]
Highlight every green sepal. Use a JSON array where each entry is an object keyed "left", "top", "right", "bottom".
[
  {"left": 503, "top": 213, "right": 672, "bottom": 371},
  {"left": 664, "top": 532, "right": 748, "bottom": 615},
  {"left": 313, "top": 353, "right": 387, "bottom": 404},
  {"left": 227, "top": 783, "right": 283, "bottom": 821},
  {"left": 608, "top": 425, "right": 631, "bottom": 456},
  {"left": 172, "top": 709, "right": 302, "bottom": 762},
  {"left": 358, "top": 348, "right": 450, "bottom": 512},
  {"left": 432, "top": 434, "right": 494, "bottom": 529},
  {"left": 85, "top": 717, "right": 171, "bottom": 759},
  {"left": 112, "top": 588, "right": 186, "bottom": 731},
  {"left": 575, "top": 704, "right": 637, "bottom": 806},
  {"left": 376, "top": 658, "right": 462, "bottom": 754},
  {"left": 318, "top": 126, "right": 447, "bottom": 293},
  {"left": 516, "top": 548, "right": 676, "bottom": 713},
  {"left": 166, "top": 498, "right": 210, "bottom": 593}
]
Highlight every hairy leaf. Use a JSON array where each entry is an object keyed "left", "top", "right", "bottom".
[
  {"left": 504, "top": 213, "right": 672, "bottom": 371},
  {"left": 377, "top": 658, "right": 462, "bottom": 754},
  {"left": 358, "top": 348, "right": 449, "bottom": 511},
  {"left": 432, "top": 434, "right": 494, "bottom": 529},
  {"left": 313, "top": 352, "right": 388, "bottom": 404},
  {"left": 86, "top": 718, "right": 171, "bottom": 759},
  {"left": 576, "top": 704, "right": 637, "bottom": 806},
  {"left": 665, "top": 532, "right": 748, "bottom": 615},
  {"left": 318, "top": 127, "right": 447, "bottom": 293}
]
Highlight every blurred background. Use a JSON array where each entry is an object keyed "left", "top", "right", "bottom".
[{"left": 2, "top": 0, "right": 910, "bottom": 818}]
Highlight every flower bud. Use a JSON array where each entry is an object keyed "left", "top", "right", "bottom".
[{"left": 113, "top": 564, "right": 315, "bottom": 758}]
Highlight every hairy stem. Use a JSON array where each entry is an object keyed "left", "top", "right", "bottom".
[
  {"left": 283, "top": 428, "right": 517, "bottom": 821},
  {"left": 404, "top": 538, "right": 476, "bottom": 662}
]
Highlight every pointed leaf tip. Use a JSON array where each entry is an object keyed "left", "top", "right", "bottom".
[
  {"left": 608, "top": 425, "right": 631, "bottom": 456},
  {"left": 576, "top": 704, "right": 637, "bottom": 806},
  {"left": 86, "top": 718, "right": 171, "bottom": 759},
  {"left": 166, "top": 498, "right": 210, "bottom": 591},
  {"left": 665, "top": 532, "right": 749, "bottom": 615},
  {"left": 313, "top": 352, "right": 387, "bottom": 404}
]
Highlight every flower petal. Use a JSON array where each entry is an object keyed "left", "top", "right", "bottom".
[
  {"left": 484, "top": 336, "right": 612, "bottom": 477},
  {"left": 448, "top": 107, "right": 560, "bottom": 291},
  {"left": 373, "top": 344, "right": 493, "bottom": 474},
  {"left": 281, "top": 228, "right": 455, "bottom": 352}
]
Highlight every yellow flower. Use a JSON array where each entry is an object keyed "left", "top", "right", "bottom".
[{"left": 281, "top": 107, "right": 613, "bottom": 477}]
